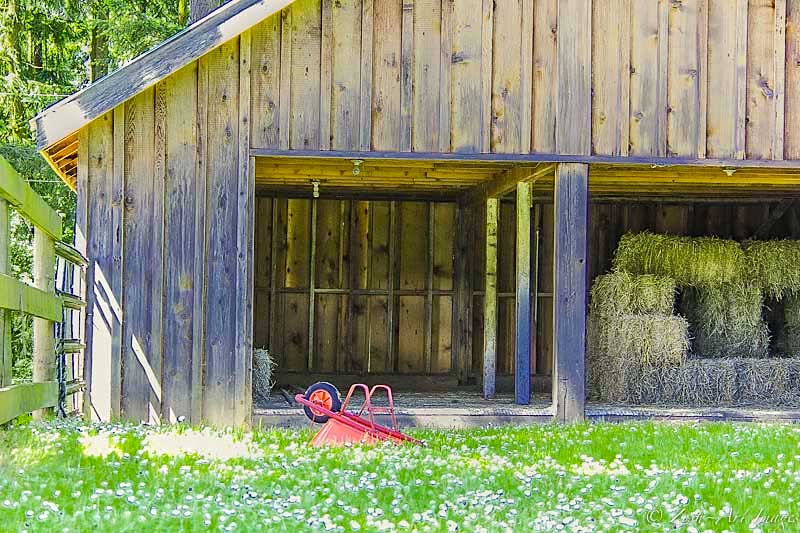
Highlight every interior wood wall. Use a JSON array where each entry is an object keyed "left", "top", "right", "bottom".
[
  {"left": 254, "top": 197, "right": 457, "bottom": 375},
  {"left": 250, "top": 0, "right": 800, "bottom": 160}
]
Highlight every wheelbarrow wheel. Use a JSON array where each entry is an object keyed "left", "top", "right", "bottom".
[{"left": 302, "top": 382, "right": 341, "bottom": 423}]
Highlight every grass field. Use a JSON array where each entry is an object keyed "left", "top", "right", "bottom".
[{"left": 1, "top": 421, "right": 799, "bottom": 532}]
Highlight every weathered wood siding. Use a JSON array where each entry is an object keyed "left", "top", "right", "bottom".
[
  {"left": 78, "top": 36, "right": 253, "bottom": 426},
  {"left": 249, "top": 0, "right": 798, "bottom": 161}
]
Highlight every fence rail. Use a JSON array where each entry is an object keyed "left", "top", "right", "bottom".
[{"left": 0, "top": 155, "right": 85, "bottom": 425}]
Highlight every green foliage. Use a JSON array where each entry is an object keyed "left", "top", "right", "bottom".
[{"left": 1, "top": 0, "right": 186, "bottom": 380}]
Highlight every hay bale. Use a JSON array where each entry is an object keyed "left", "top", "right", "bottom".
[
  {"left": 613, "top": 232, "right": 744, "bottom": 287},
  {"left": 744, "top": 239, "right": 800, "bottom": 300},
  {"left": 785, "top": 296, "right": 800, "bottom": 357},
  {"left": 253, "top": 347, "right": 276, "bottom": 403},
  {"left": 589, "top": 271, "right": 676, "bottom": 319},
  {"left": 681, "top": 283, "right": 770, "bottom": 358},
  {"left": 736, "top": 358, "right": 800, "bottom": 406}
]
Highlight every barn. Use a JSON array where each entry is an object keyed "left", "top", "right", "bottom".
[{"left": 31, "top": 0, "right": 800, "bottom": 427}]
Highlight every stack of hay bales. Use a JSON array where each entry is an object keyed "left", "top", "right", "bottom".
[
  {"left": 745, "top": 240, "right": 800, "bottom": 358},
  {"left": 614, "top": 233, "right": 769, "bottom": 359},
  {"left": 587, "top": 271, "right": 690, "bottom": 403},
  {"left": 590, "top": 232, "right": 800, "bottom": 407}
]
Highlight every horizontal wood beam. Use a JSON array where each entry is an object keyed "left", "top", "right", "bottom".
[
  {"left": 55, "top": 241, "right": 88, "bottom": 267},
  {"left": 0, "top": 273, "right": 63, "bottom": 322},
  {"left": 466, "top": 164, "right": 555, "bottom": 203},
  {"left": 0, "top": 156, "right": 62, "bottom": 239},
  {"left": 0, "top": 382, "right": 58, "bottom": 425},
  {"left": 251, "top": 148, "right": 800, "bottom": 170}
]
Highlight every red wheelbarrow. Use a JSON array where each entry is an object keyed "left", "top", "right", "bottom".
[{"left": 295, "top": 382, "right": 424, "bottom": 446}]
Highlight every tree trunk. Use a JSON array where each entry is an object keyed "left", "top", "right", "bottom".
[
  {"left": 90, "top": 4, "right": 109, "bottom": 82},
  {"left": 178, "top": 0, "right": 189, "bottom": 26},
  {"left": 190, "top": 0, "right": 221, "bottom": 23}
]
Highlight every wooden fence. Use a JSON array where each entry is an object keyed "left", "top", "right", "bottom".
[{"left": 0, "top": 155, "right": 87, "bottom": 425}]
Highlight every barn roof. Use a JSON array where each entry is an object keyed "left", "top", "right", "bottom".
[{"left": 31, "top": 0, "right": 296, "bottom": 187}]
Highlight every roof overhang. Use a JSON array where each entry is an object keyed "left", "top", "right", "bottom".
[{"left": 31, "top": 0, "right": 297, "bottom": 188}]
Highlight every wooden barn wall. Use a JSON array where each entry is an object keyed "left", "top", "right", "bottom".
[
  {"left": 254, "top": 197, "right": 458, "bottom": 376},
  {"left": 250, "top": 0, "right": 800, "bottom": 160},
  {"left": 78, "top": 35, "right": 253, "bottom": 426}
]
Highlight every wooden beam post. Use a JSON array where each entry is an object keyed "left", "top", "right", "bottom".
[
  {"left": 453, "top": 200, "right": 474, "bottom": 384},
  {"left": 552, "top": 163, "right": 588, "bottom": 423},
  {"left": 0, "top": 199, "right": 10, "bottom": 388},
  {"left": 515, "top": 182, "right": 532, "bottom": 405},
  {"left": 482, "top": 198, "right": 498, "bottom": 399},
  {"left": 32, "top": 226, "right": 56, "bottom": 420}
]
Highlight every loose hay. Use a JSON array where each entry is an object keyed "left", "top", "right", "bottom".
[
  {"left": 744, "top": 239, "right": 800, "bottom": 300},
  {"left": 591, "top": 358, "right": 800, "bottom": 407},
  {"left": 253, "top": 347, "right": 276, "bottom": 403},
  {"left": 613, "top": 232, "right": 745, "bottom": 287},
  {"left": 681, "top": 283, "right": 770, "bottom": 358},
  {"left": 589, "top": 271, "right": 676, "bottom": 319}
]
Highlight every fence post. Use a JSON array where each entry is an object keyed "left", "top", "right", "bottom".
[
  {"left": 0, "top": 199, "right": 9, "bottom": 388},
  {"left": 32, "top": 226, "right": 56, "bottom": 420}
]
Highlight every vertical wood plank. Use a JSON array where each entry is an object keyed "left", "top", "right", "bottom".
[
  {"left": 399, "top": 0, "right": 414, "bottom": 151},
  {"left": 532, "top": 0, "right": 558, "bottom": 152},
  {"left": 482, "top": 198, "right": 498, "bottom": 399},
  {"left": 122, "top": 89, "right": 156, "bottom": 423},
  {"left": 438, "top": 0, "right": 452, "bottom": 151},
  {"left": 520, "top": 0, "right": 534, "bottom": 153},
  {"left": 515, "top": 182, "right": 531, "bottom": 405},
  {"left": 667, "top": 0, "right": 708, "bottom": 157},
  {"left": 251, "top": 15, "right": 282, "bottom": 150},
  {"left": 707, "top": 0, "right": 749, "bottom": 158},
  {"left": 330, "top": 0, "right": 362, "bottom": 151},
  {"left": 480, "top": 0, "right": 493, "bottom": 152},
  {"left": 109, "top": 107, "right": 125, "bottom": 419},
  {"left": 629, "top": 0, "right": 669, "bottom": 156},
  {"left": 747, "top": 0, "right": 782, "bottom": 159},
  {"left": 235, "top": 31, "right": 253, "bottom": 425},
  {"left": 84, "top": 114, "right": 115, "bottom": 422},
  {"left": 371, "top": 0, "right": 402, "bottom": 150},
  {"left": 553, "top": 163, "right": 588, "bottom": 423},
  {"left": 151, "top": 79, "right": 167, "bottom": 424},
  {"left": 453, "top": 201, "right": 473, "bottom": 383},
  {"left": 278, "top": 8, "right": 293, "bottom": 150},
  {"left": 162, "top": 64, "right": 199, "bottom": 424},
  {"left": 591, "top": 0, "right": 631, "bottom": 156},
  {"left": 491, "top": 0, "right": 523, "bottom": 153},
  {"left": 32, "top": 227, "right": 55, "bottom": 420},
  {"left": 556, "top": 0, "right": 592, "bottom": 155},
  {"left": 290, "top": 0, "right": 322, "bottom": 150},
  {"left": 191, "top": 56, "right": 209, "bottom": 424},
  {"left": 254, "top": 197, "right": 272, "bottom": 349},
  {"left": 360, "top": 0, "right": 374, "bottom": 150},
  {"left": 320, "top": 0, "right": 333, "bottom": 150},
  {"left": 774, "top": 0, "right": 788, "bottom": 160},
  {"left": 413, "top": 0, "right": 442, "bottom": 151},
  {"left": 786, "top": 0, "right": 800, "bottom": 158},
  {"left": 450, "top": 0, "right": 485, "bottom": 152},
  {"left": 77, "top": 127, "right": 92, "bottom": 419},
  {"left": 202, "top": 40, "right": 240, "bottom": 425}
]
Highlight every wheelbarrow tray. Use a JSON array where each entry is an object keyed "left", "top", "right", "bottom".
[{"left": 294, "top": 393, "right": 423, "bottom": 446}]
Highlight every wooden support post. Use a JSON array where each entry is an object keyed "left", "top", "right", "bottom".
[
  {"left": 308, "top": 198, "right": 318, "bottom": 371},
  {"left": 453, "top": 200, "right": 474, "bottom": 384},
  {"left": 32, "top": 226, "right": 56, "bottom": 420},
  {"left": 0, "top": 199, "right": 9, "bottom": 388},
  {"left": 553, "top": 163, "right": 588, "bottom": 423},
  {"left": 515, "top": 183, "right": 532, "bottom": 405},
  {"left": 482, "top": 198, "right": 498, "bottom": 399}
]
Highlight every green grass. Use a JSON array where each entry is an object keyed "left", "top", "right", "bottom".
[{"left": 1, "top": 421, "right": 800, "bottom": 532}]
